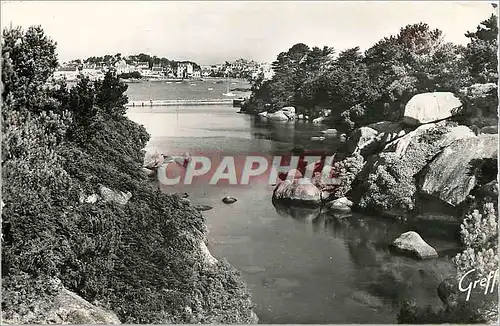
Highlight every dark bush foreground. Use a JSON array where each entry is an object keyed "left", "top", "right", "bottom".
[{"left": 1, "top": 26, "right": 255, "bottom": 324}]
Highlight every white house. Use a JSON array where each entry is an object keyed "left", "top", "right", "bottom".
[{"left": 177, "top": 62, "right": 194, "bottom": 78}]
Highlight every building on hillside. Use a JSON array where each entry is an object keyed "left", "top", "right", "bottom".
[
  {"left": 151, "top": 63, "right": 164, "bottom": 76},
  {"left": 176, "top": 62, "right": 194, "bottom": 78}
]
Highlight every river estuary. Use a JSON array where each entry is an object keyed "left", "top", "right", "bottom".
[{"left": 125, "top": 80, "right": 460, "bottom": 323}]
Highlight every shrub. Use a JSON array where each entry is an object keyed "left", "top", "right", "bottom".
[
  {"left": 359, "top": 124, "right": 452, "bottom": 214},
  {"left": 2, "top": 25, "right": 255, "bottom": 324},
  {"left": 315, "top": 153, "right": 365, "bottom": 198}
]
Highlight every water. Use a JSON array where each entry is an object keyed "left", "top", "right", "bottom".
[
  {"left": 125, "top": 83, "right": 460, "bottom": 323},
  {"left": 125, "top": 78, "right": 251, "bottom": 101}
]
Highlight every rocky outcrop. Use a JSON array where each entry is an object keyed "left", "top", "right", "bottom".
[
  {"left": 403, "top": 92, "right": 463, "bottom": 125},
  {"left": 2, "top": 278, "right": 120, "bottom": 324},
  {"left": 273, "top": 178, "right": 322, "bottom": 206},
  {"left": 348, "top": 121, "right": 406, "bottom": 157},
  {"left": 384, "top": 123, "right": 475, "bottom": 158},
  {"left": 99, "top": 186, "right": 132, "bottom": 205},
  {"left": 420, "top": 134, "right": 498, "bottom": 206},
  {"left": 391, "top": 231, "right": 438, "bottom": 259},
  {"left": 438, "top": 125, "right": 477, "bottom": 148}
]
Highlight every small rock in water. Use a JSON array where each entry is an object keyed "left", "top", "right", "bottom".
[
  {"left": 181, "top": 192, "right": 189, "bottom": 198},
  {"left": 194, "top": 204, "right": 213, "bottom": 211},
  {"left": 391, "top": 231, "right": 438, "bottom": 259},
  {"left": 222, "top": 196, "right": 237, "bottom": 204},
  {"left": 325, "top": 197, "right": 353, "bottom": 213}
]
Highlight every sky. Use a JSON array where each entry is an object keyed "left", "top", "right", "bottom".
[{"left": 1, "top": 1, "right": 497, "bottom": 65}]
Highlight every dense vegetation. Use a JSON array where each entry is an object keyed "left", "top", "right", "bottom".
[
  {"left": 243, "top": 14, "right": 498, "bottom": 131},
  {"left": 1, "top": 25, "right": 255, "bottom": 324}
]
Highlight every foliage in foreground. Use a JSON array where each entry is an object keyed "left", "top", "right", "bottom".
[
  {"left": 397, "top": 202, "right": 499, "bottom": 324},
  {"left": 1, "top": 25, "right": 255, "bottom": 324}
]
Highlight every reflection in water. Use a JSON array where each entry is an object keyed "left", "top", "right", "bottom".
[
  {"left": 272, "top": 201, "right": 321, "bottom": 222},
  {"left": 275, "top": 206, "right": 458, "bottom": 312},
  {"left": 128, "top": 102, "right": 462, "bottom": 323}
]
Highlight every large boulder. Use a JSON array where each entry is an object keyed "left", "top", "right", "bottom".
[
  {"left": 420, "top": 134, "right": 498, "bottom": 206},
  {"left": 281, "top": 106, "right": 296, "bottom": 119},
  {"left": 391, "top": 231, "right": 438, "bottom": 259},
  {"left": 348, "top": 121, "right": 406, "bottom": 157},
  {"left": 272, "top": 178, "right": 322, "bottom": 206},
  {"left": 2, "top": 278, "right": 121, "bottom": 324},
  {"left": 384, "top": 123, "right": 476, "bottom": 158},
  {"left": 403, "top": 92, "right": 463, "bottom": 125}
]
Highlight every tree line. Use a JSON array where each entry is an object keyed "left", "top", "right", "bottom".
[{"left": 243, "top": 13, "right": 498, "bottom": 131}]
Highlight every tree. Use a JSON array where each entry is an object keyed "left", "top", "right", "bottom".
[
  {"left": 95, "top": 69, "right": 128, "bottom": 116},
  {"left": 465, "top": 13, "right": 498, "bottom": 83},
  {"left": 1, "top": 25, "right": 58, "bottom": 111}
]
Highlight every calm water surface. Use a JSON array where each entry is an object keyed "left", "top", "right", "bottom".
[{"left": 125, "top": 83, "right": 459, "bottom": 324}]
